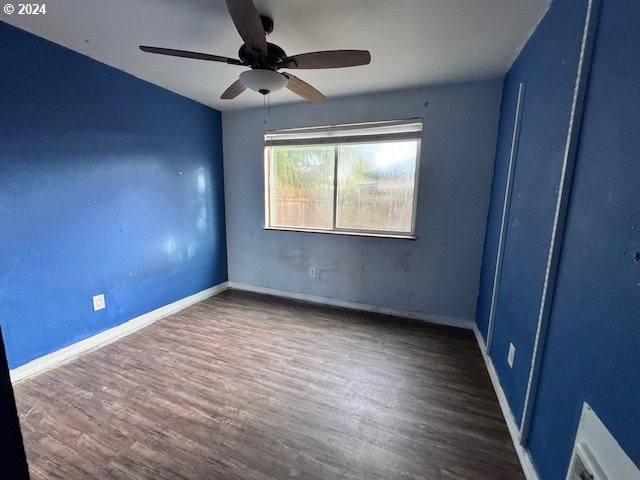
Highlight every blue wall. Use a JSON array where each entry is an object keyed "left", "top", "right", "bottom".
[
  {"left": 223, "top": 81, "right": 503, "bottom": 323},
  {"left": 477, "top": 0, "right": 640, "bottom": 478},
  {"left": 526, "top": 0, "right": 640, "bottom": 477},
  {"left": 476, "top": 0, "right": 587, "bottom": 423},
  {"left": 0, "top": 21, "right": 228, "bottom": 369}
]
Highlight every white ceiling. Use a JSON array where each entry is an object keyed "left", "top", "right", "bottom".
[{"left": 5, "top": 0, "right": 550, "bottom": 111}]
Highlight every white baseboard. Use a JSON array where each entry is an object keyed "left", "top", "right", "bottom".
[
  {"left": 473, "top": 325, "right": 540, "bottom": 480},
  {"left": 10, "top": 282, "right": 229, "bottom": 384},
  {"left": 228, "top": 281, "right": 474, "bottom": 330}
]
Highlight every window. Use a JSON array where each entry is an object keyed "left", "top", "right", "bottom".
[{"left": 264, "top": 119, "right": 422, "bottom": 238}]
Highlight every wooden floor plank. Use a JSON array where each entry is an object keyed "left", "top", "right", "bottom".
[{"left": 14, "top": 290, "right": 524, "bottom": 479}]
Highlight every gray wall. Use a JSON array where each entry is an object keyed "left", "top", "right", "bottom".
[{"left": 222, "top": 81, "right": 502, "bottom": 322}]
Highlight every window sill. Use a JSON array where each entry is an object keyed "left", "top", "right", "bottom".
[{"left": 263, "top": 226, "right": 416, "bottom": 240}]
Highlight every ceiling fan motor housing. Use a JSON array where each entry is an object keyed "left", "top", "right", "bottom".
[{"left": 239, "top": 42, "right": 286, "bottom": 69}]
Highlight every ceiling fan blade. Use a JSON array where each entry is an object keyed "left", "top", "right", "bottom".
[
  {"left": 225, "top": 0, "right": 268, "bottom": 58},
  {"left": 277, "top": 50, "right": 371, "bottom": 69},
  {"left": 140, "top": 46, "right": 244, "bottom": 65},
  {"left": 221, "top": 79, "right": 247, "bottom": 100},
  {"left": 282, "top": 74, "right": 326, "bottom": 103}
]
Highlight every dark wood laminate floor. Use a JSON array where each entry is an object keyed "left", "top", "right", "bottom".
[{"left": 13, "top": 290, "right": 524, "bottom": 480}]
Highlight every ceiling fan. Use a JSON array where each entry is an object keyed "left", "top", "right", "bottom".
[{"left": 139, "top": 0, "right": 371, "bottom": 103}]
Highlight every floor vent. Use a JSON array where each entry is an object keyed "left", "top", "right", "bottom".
[
  {"left": 566, "top": 403, "right": 640, "bottom": 480},
  {"left": 568, "top": 442, "right": 606, "bottom": 480}
]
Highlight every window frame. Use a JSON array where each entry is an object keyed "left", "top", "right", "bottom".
[{"left": 264, "top": 119, "right": 422, "bottom": 239}]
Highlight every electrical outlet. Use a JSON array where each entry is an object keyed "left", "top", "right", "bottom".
[
  {"left": 92, "top": 294, "right": 106, "bottom": 311},
  {"left": 508, "top": 343, "right": 516, "bottom": 368},
  {"left": 309, "top": 267, "right": 316, "bottom": 278}
]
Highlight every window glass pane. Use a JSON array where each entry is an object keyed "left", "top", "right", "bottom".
[
  {"left": 269, "top": 145, "right": 335, "bottom": 229},
  {"left": 336, "top": 141, "right": 418, "bottom": 233}
]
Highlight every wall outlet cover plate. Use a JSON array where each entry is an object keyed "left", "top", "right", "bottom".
[
  {"left": 92, "top": 294, "right": 106, "bottom": 311},
  {"left": 508, "top": 342, "right": 516, "bottom": 367}
]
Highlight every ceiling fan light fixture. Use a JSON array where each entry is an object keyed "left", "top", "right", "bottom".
[{"left": 240, "top": 69, "right": 288, "bottom": 95}]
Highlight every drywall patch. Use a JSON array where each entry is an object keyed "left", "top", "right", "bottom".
[
  {"left": 276, "top": 248, "right": 312, "bottom": 269},
  {"left": 394, "top": 252, "right": 413, "bottom": 273}
]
